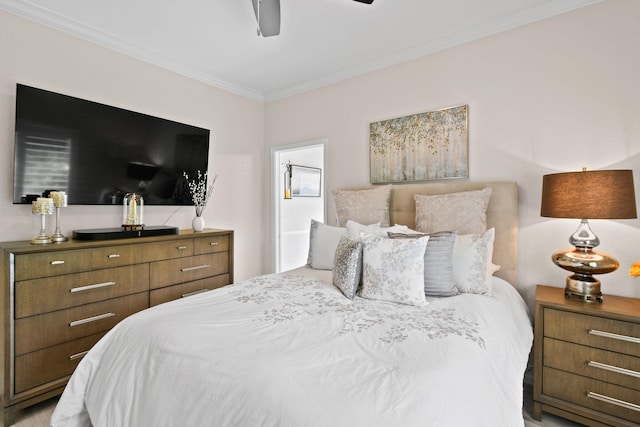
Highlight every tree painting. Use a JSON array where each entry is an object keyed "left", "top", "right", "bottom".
[{"left": 369, "top": 105, "right": 468, "bottom": 183}]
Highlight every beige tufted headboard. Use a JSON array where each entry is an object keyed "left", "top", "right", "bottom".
[{"left": 341, "top": 181, "right": 519, "bottom": 286}]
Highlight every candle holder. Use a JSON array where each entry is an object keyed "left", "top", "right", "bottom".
[
  {"left": 49, "top": 191, "right": 69, "bottom": 242},
  {"left": 31, "top": 198, "right": 54, "bottom": 245},
  {"left": 122, "top": 193, "right": 144, "bottom": 231}
]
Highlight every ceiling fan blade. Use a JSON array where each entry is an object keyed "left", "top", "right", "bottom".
[
  {"left": 252, "top": 0, "right": 280, "bottom": 37},
  {"left": 353, "top": 0, "right": 374, "bottom": 3}
]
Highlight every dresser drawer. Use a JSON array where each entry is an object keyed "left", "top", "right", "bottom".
[
  {"left": 544, "top": 308, "right": 640, "bottom": 357},
  {"left": 15, "top": 331, "right": 106, "bottom": 394},
  {"left": 544, "top": 338, "right": 640, "bottom": 391},
  {"left": 90, "top": 245, "right": 135, "bottom": 269},
  {"left": 149, "top": 252, "right": 229, "bottom": 289},
  {"left": 134, "top": 239, "right": 194, "bottom": 263},
  {"left": 15, "top": 292, "right": 148, "bottom": 355},
  {"left": 194, "top": 235, "right": 229, "bottom": 255},
  {"left": 543, "top": 367, "right": 640, "bottom": 424},
  {"left": 15, "top": 250, "right": 92, "bottom": 280},
  {"left": 15, "top": 264, "right": 149, "bottom": 318},
  {"left": 149, "top": 275, "right": 230, "bottom": 306}
]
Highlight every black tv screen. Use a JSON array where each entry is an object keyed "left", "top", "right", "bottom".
[{"left": 13, "top": 84, "right": 210, "bottom": 205}]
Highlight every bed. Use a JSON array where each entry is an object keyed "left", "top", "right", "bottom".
[{"left": 51, "top": 181, "right": 533, "bottom": 427}]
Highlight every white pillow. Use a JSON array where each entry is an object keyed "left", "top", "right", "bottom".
[
  {"left": 452, "top": 228, "right": 495, "bottom": 295},
  {"left": 414, "top": 188, "right": 492, "bottom": 234},
  {"left": 359, "top": 233, "right": 429, "bottom": 306},
  {"left": 347, "top": 221, "right": 410, "bottom": 239},
  {"left": 333, "top": 185, "right": 392, "bottom": 227},
  {"left": 307, "top": 219, "right": 346, "bottom": 270}
]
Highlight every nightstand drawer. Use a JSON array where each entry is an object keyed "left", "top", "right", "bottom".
[
  {"left": 545, "top": 308, "right": 640, "bottom": 357},
  {"left": 15, "top": 292, "right": 148, "bottom": 355},
  {"left": 15, "top": 264, "right": 150, "bottom": 318},
  {"left": 544, "top": 337, "right": 640, "bottom": 391},
  {"left": 90, "top": 245, "right": 135, "bottom": 269},
  {"left": 15, "top": 331, "right": 106, "bottom": 394},
  {"left": 149, "top": 275, "right": 230, "bottom": 306},
  {"left": 544, "top": 367, "right": 640, "bottom": 423},
  {"left": 194, "top": 235, "right": 229, "bottom": 255},
  {"left": 149, "top": 252, "right": 230, "bottom": 289}
]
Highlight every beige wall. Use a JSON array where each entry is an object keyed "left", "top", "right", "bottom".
[
  {"left": 264, "top": 0, "right": 640, "bottom": 307},
  {"left": 0, "top": 10, "right": 266, "bottom": 281}
]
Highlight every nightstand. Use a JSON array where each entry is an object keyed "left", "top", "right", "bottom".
[{"left": 533, "top": 285, "right": 640, "bottom": 426}]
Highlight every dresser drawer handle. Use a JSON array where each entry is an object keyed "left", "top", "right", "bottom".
[
  {"left": 588, "top": 360, "right": 640, "bottom": 378},
  {"left": 587, "top": 391, "right": 640, "bottom": 412},
  {"left": 69, "top": 312, "right": 116, "bottom": 327},
  {"left": 107, "top": 254, "right": 121, "bottom": 259},
  {"left": 50, "top": 260, "right": 65, "bottom": 265},
  {"left": 589, "top": 329, "right": 640, "bottom": 344},
  {"left": 181, "top": 289, "right": 210, "bottom": 298},
  {"left": 70, "top": 281, "right": 116, "bottom": 293},
  {"left": 209, "top": 242, "right": 219, "bottom": 246},
  {"left": 69, "top": 350, "right": 89, "bottom": 361},
  {"left": 181, "top": 264, "right": 209, "bottom": 272},
  {"left": 177, "top": 245, "right": 188, "bottom": 250}
]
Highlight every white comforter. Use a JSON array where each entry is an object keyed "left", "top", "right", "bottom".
[{"left": 51, "top": 267, "right": 533, "bottom": 427}]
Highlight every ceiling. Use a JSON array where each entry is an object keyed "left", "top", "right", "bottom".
[{"left": 0, "top": 0, "right": 600, "bottom": 102}]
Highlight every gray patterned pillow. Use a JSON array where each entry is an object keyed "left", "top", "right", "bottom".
[
  {"left": 332, "top": 236, "right": 363, "bottom": 299},
  {"left": 414, "top": 188, "right": 492, "bottom": 235},
  {"left": 359, "top": 233, "right": 428, "bottom": 306},
  {"left": 388, "top": 231, "right": 459, "bottom": 297},
  {"left": 333, "top": 185, "right": 392, "bottom": 227},
  {"left": 453, "top": 228, "right": 495, "bottom": 295}
]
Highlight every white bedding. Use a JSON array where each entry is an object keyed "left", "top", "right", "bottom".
[{"left": 51, "top": 267, "right": 533, "bottom": 427}]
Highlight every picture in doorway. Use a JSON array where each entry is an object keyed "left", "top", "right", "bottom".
[{"left": 292, "top": 165, "right": 321, "bottom": 197}]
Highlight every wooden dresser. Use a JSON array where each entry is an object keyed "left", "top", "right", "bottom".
[
  {"left": 0, "top": 228, "right": 233, "bottom": 426},
  {"left": 533, "top": 284, "right": 640, "bottom": 426}
]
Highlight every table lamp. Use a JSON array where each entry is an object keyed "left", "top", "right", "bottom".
[{"left": 540, "top": 168, "right": 637, "bottom": 302}]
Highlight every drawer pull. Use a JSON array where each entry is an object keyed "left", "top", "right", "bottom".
[
  {"left": 69, "top": 312, "right": 115, "bottom": 327},
  {"left": 107, "top": 254, "right": 121, "bottom": 259},
  {"left": 181, "top": 264, "right": 209, "bottom": 272},
  {"left": 181, "top": 289, "right": 210, "bottom": 298},
  {"left": 177, "top": 245, "right": 188, "bottom": 250},
  {"left": 588, "top": 360, "right": 640, "bottom": 378},
  {"left": 70, "top": 281, "right": 116, "bottom": 293},
  {"left": 589, "top": 329, "right": 640, "bottom": 344},
  {"left": 69, "top": 350, "right": 89, "bottom": 361},
  {"left": 587, "top": 391, "right": 640, "bottom": 412},
  {"left": 209, "top": 242, "right": 219, "bottom": 246},
  {"left": 50, "top": 260, "right": 65, "bottom": 265}
]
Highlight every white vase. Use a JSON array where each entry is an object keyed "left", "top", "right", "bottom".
[{"left": 192, "top": 216, "right": 205, "bottom": 232}]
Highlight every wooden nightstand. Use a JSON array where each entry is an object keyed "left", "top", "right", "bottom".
[{"left": 533, "top": 285, "right": 640, "bottom": 426}]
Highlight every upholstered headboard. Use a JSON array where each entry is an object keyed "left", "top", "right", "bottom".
[{"left": 341, "top": 181, "right": 519, "bottom": 286}]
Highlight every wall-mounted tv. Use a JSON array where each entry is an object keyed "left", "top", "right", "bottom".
[{"left": 13, "top": 84, "right": 210, "bottom": 205}]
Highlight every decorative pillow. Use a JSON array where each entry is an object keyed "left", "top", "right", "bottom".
[
  {"left": 359, "top": 233, "right": 429, "bottom": 306},
  {"left": 388, "top": 231, "right": 459, "bottom": 297},
  {"left": 333, "top": 185, "right": 392, "bottom": 227},
  {"left": 332, "top": 236, "right": 363, "bottom": 299},
  {"left": 452, "top": 228, "right": 495, "bottom": 295},
  {"left": 347, "top": 221, "right": 410, "bottom": 239},
  {"left": 307, "top": 219, "right": 347, "bottom": 270},
  {"left": 345, "top": 220, "right": 380, "bottom": 236},
  {"left": 414, "top": 188, "right": 492, "bottom": 235}
]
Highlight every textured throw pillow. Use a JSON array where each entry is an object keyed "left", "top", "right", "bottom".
[
  {"left": 307, "top": 219, "right": 347, "bottom": 270},
  {"left": 414, "top": 188, "right": 492, "bottom": 235},
  {"left": 332, "top": 236, "right": 363, "bottom": 299},
  {"left": 388, "top": 231, "right": 459, "bottom": 297},
  {"left": 452, "top": 227, "right": 495, "bottom": 295},
  {"left": 333, "top": 185, "right": 392, "bottom": 227},
  {"left": 359, "top": 233, "right": 429, "bottom": 306}
]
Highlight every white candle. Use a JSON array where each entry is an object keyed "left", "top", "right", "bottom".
[
  {"left": 50, "top": 191, "right": 67, "bottom": 208},
  {"left": 37, "top": 198, "right": 54, "bottom": 214}
]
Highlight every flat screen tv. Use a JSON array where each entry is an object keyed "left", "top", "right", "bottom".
[{"left": 13, "top": 84, "right": 210, "bottom": 205}]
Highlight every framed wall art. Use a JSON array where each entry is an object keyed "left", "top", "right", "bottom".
[
  {"left": 291, "top": 165, "right": 321, "bottom": 197},
  {"left": 369, "top": 104, "right": 468, "bottom": 184}
]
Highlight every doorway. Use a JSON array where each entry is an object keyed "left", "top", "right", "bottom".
[{"left": 271, "top": 140, "right": 327, "bottom": 273}]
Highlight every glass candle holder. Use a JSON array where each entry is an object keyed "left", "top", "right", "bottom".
[
  {"left": 49, "top": 191, "right": 68, "bottom": 242},
  {"left": 122, "top": 193, "right": 144, "bottom": 231},
  {"left": 31, "top": 198, "right": 54, "bottom": 245}
]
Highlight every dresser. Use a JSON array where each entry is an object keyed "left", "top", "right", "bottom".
[
  {"left": 533, "top": 285, "right": 640, "bottom": 426},
  {"left": 0, "top": 228, "right": 233, "bottom": 426}
]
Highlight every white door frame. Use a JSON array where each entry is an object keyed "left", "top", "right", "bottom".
[{"left": 270, "top": 139, "right": 328, "bottom": 273}]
